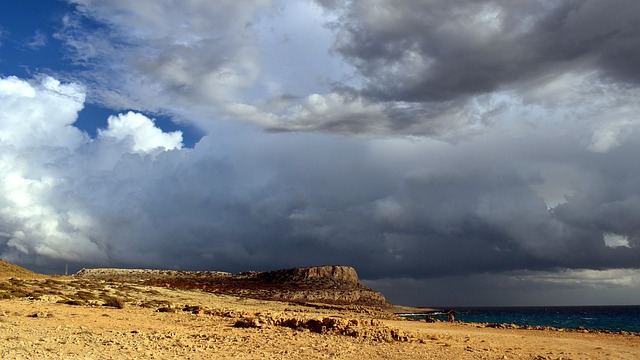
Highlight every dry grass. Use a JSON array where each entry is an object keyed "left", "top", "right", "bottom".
[
  {"left": 0, "top": 260, "right": 43, "bottom": 279},
  {"left": 75, "top": 290, "right": 99, "bottom": 301},
  {"left": 103, "top": 296, "right": 127, "bottom": 309},
  {"left": 0, "top": 280, "right": 29, "bottom": 299}
]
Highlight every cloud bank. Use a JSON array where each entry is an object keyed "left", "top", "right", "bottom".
[
  {"left": 55, "top": 0, "right": 640, "bottom": 142},
  {"left": 2, "top": 76, "right": 639, "bottom": 285},
  {"left": 2, "top": 0, "right": 640, "bottom": 304}
]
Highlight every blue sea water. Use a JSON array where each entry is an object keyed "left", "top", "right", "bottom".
[{"left": 399, "top": 306, "right": 640, "bottom": 333}]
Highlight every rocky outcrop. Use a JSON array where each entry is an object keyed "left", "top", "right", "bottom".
[
  {"left": 245, "top": 266, "right": 386, "bottom": 305},
  {"left": 233, "top": 315, "right": 411, "bottom": 342},
  {"left": 256, "top": 266, "right": 360, "bottom": 285},
  {"left": 74, "top": 265, "right": 387, "bottom": 306}
]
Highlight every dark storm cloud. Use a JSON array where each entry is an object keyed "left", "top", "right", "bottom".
[
  {"left": 7, "top": 77, "right": 636, "bottom": 278},
  {"left": 4, "top": 1, "right": 640, "bottom": 305},
  {"left": 318, "top": 0, "right": 640, "bottom": 102},
  {"left": 553, "top": 141, "right": 640, "bottom": 249},
  {"left": 2, "top": 76, "right": 640, "bottom": 307},
  {"left": 72, "top": 136, "right": 640, "bottom": 279},
  {"left": 365, "top": 269, "right": 640, "bottom": 306}
]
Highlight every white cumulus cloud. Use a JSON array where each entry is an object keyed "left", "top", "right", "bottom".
[
  {"left": 98, "top": 111, "right": 182, "bottom": 154},
  {"left": 0, "top": 76, "right": 183, "bottom": 266}
]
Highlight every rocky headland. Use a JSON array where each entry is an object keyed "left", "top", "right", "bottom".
[{"left": 75, "top": 265, "right": 388, "bottom": 307}]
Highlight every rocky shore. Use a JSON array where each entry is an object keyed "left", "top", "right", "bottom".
[{"left": 418, "top": 316, "right": 640, "bottom": 336}]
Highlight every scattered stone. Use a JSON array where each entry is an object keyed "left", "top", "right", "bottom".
[
  {"left": 232, "top": 314, "right": 411, "bottom": 342},
  {"left": 28, "top": 312, "right": 51, "bottom": 318},
  {"left": 182, "top": 305, "right": 202, "bottom": 314}
]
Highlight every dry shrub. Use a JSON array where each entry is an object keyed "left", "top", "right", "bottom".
[
  {"left": 0, "top": 286, "right": 28, "bottom": 299},
  {"left": 103, "top": 296, "right": 126, "bottom": 309},
  {"left": 75, "top": 291, "right": 98, "bottom": 301}
]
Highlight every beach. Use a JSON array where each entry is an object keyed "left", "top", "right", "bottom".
[{"left": 1, "top": 280, "right": 638, "bottom": 359}]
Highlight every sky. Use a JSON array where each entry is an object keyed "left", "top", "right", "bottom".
[{"left": 1, "top": 0, "right": 639, "bottom": 307}]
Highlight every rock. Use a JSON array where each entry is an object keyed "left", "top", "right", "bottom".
[
  {"left": 257, "top": 266, "right": 360, "bottom": 285},
  {"left": 182, "top": 305, "right": 202, "bottom": 313},
  {"left": 233, "top": 317, "right": 269, "bottom": 328},
  {"left": 28, "top": 312, "right": 51, "bottom": 318}
]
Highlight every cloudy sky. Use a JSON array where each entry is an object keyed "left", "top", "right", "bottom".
[{"left": 1, "top": 0, "right": 640, "bottom": 306}]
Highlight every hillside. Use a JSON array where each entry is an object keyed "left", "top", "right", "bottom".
[{"left": 0, "top": 259, "right": 41, "bottom": 279}]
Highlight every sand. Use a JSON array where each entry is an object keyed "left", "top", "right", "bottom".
[{"left": 0, "top": 278, "right": 638, "bottom": 359}]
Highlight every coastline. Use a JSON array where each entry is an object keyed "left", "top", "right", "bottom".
[
  {"left": 399, "top": 314, "right": 640, "bottom": 336},
  {"left": 396, "top": 306, "right": 640, "bottom": 335},
  {"left": 0, "top": 263, "right": 637, "bottom": 359},
  {"left": 2, "top": 296, "right": 638, "bottom": 359},
  {"left": 1, "top": 278, "right": 638, "bottom": 359}
]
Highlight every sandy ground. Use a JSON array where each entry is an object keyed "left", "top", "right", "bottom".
[{"left": 0, "top": 280, "right": 638, "bottom": 359}]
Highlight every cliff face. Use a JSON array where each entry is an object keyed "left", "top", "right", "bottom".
[
  {"left": 75, "top": 265, "right": 387, "bottom": 306},
  {"left": 252, "top": 266, "right": 385, "bottom": 305},
  {"left": 256, "top": 266, "right": 360, "bottom": 285}
]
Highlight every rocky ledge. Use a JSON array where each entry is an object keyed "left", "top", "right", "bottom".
[{"left": 75, "top": 265, "right": 387, "bottom": 306}]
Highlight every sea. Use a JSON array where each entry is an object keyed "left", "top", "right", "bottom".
[{"left": 398, "top": 305, "right": 640, "bottom": 333}]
